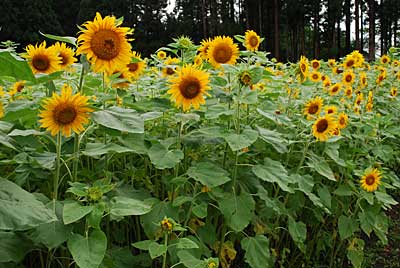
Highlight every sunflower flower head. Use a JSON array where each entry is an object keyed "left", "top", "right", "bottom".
[
  {"left": 342, "top": 70, "right": 355, "bottom": 86},
  {"left": 22, "top": 41, "right": 61, "bottom": 74},
  {"left": 304, "top": 96, "right": 324, "bottom": 119},
  {"left": 162, "top": 57, "right": 180, "bottom": 77},
  {"left": 309, "top": 71, "right": 322, "bottom": 82},
  {"left": 127, "top": 51, "right": 146, "bottom": 80},
  {"left": 390, "top": 87, "right": 398, "bottom": 97},
  {"left": 198, "top": 38, "right": 213, "bottom": 60},
  {"left": 51, "top": 42, "right": 77, "bottom": 69},
  {"left": 329, "top": 83, "right": 342, "bottom": 96},
  {"left": 380, "top": 54, "right": 390, "bottom": 65},
  {"left": 39, "top": 84, "right": 93, "bottom": 137},
  {"left": 167, "top": 65, "right": 210, "bottom": 111},
  {"left": 311, "top": 59, "right": 320, "bottom": 70},
  {"left": 298, "top": 56, "right": 309, "bottom": 82},
  {"left": 338, "top": 112, "right": 349, "bottom": 129},
  {"left": 312, "top": 114, "right": 338, "bottom": 141},
  {"left": 360, "top": 168, "right": 382, "bottom": 192},
  {"left": 76, "top": 12, "right": 133, "bottom": 75},
  {"left": 244, "top": 30, "right": 261, "bottom": 51},
  {"left": 207, "top": 36, "right": 239, "bottom": 68}
]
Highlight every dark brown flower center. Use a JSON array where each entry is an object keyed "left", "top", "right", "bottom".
[
  {"left": 345, "top": 75, "right": 352, "bottom": 83},
  {"left": 308, "top": 104, "right": 319, "bottom": 114},
  {"left": 32, "top": 55, "right": 50, "bottom": 71},
  {"left": 316, "top": 119, "right": 328, "bottom": 133},
  {"left": 60, "top": 53, "right": 68, "bottom": 66},
  {"left": 166, "top": 67, "right": 175, "bottom": 75},
  {"left": 180, "top": 78, "right": 201, "bottom": 99},
  {"left": 312, "top": 74, "right": 319, "bottom": 80},
  {"left": 327, "top": 109, "right": 334, "bottom": 114},
  {"left": 339, "top": 117, "right": 345, "bottom": 125},
  {"left": 365, "top": 174, "right": 375, "bottom": 185},
  {"left": 128, "top": 63, "right": 138, "bottom": 72},
  {"left": 90, "top": 29, "right": 121, "bottom": 60},
  {"left": 332, "top": 86, "right": 339, "bottom": 93},
  {"left": 346, "top": 59, "right": 354, "bottom": 68},
  {"left": 54, "top": 105, "right": 77, "bottom": 124},
  {"left": 241, "top": 73, "right": 252, "bottom": 85},
  {"left": 312, "top": 62, "right": 319, "bottom": 69},
  {"left": 213, "top": 44, "right": 233, "bottom": 63},
  {"left": 16, "top": 84, "right": 24, "bottom": 92},
  {"left": 300, "top": 63, "right": 306, "bottom": 73},
  {"left": 249, "top": 36, "right": 259, "bottom": 47}
]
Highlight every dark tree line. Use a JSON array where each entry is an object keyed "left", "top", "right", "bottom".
[{"left": 0, "top": 0, "right": 399, "bottom": 61}]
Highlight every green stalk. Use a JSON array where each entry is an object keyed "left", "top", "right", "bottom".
[
  {"left": 54, "top": 133, "right": 62, "bottom": 206},
  {"left": 162, "top": 233, "right": 169, "bottom": 268},
  {"left": 72, "top": 133, "right": 80, "bottom": 181}
]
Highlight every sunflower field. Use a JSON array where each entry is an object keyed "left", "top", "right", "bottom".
[{"left": 1, "top": 13, "right": 400, "bottom": 268}]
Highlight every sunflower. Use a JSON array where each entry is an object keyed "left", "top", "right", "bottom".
[
  {"left": 360, "top": 168, "right": 382, "bottom": 192},
  {"left": 167, "top": 65, "right": 210, "bottom": 111},
  {"left": 304, "top": 96, "right": 323, "bottom": 119},
  {"left": 343, "top": 55, "right": 356, "bottom": 69},
  {"left": 311, "top": 59, "right": 320, "bottom": 70},
  {"left": 207, "top": 36, "right": 239, "bottom": 68},
  {"left": 110, "top": 68, "right": 131, "bottom": 89},
  {"left": 338, "top": 112, "right": 348, "bottom": 129},
  {"left": 328, "top": 59, "right": 336, "bottom": 68},
  {"left": 162, "top": 57, "right": 180, "bottom": 77},
  {"left": 355, "top": 93, "right": 364, "bottom": 106},
  {"left": 329, "top": 83, "right": 342, "bottom": 95},
  {"left": 392, "top": 60, "right": 400, "bottom": 68},
  {"left": 239, "top": 71, "right": 252, "bottom": 86},
  {"left": 244, "top": 30, "right": 261, "bottom": 51},
  {"left": 333, "top": 67, "right": 343, "bottom": 74},
  {"left": 323, "top": 76, "right": 332, "bottom": 87},
  {"left": 23, "top": 41, "right": 61, "bottom": 74},
  {"left": 299, "top": 56, "right": 309, "bottom": 79},
  {"left": 127, "top": 51, "right": 146, "bottom": 79},
  {"left": 354, "top": 105, "right": 361, "bottom": 115},
  {"left": 10, "top": 81, "right": 25, "bottom": 96},
  {"left": 198, "top": 38, "right": 213, "bottom": 59},
  {"left": 194, "top": 55, "right": 203, "bottom": 67},
  {"left": 51, "top": 42, "right": 77, "bottom": 69},
  {"left": 76, "top": 12, "right": 133, "bottom": 74},
  {"left": 325, "top": 105, "right": 337, "bottom": 114},
  {"left": 359, "top": 72, "right": 367, "bottom": 87},
  {"left": 376, "top": 72, "right": 386, "bottom": 85},
  {"left": 349, "top": 50, "right": 365, "bottom": 67},
  {"left": 157, "top": 50, "right": 167, "bottom": 59},
  {"left": 380, "top": 54, "right": 390, "bottom": 65},
  {"left": 390, "top": 87, "right": 398, "bottom": 97},
  {"left": 344, "top": 86, "right": 353, "bottom": 98},
  {"left": 309, "top": 71, "right": 322, "bottom": 82},
  {"left": 0, "top": 101, "right": 3, "bottom": 119},
  {"left": 366, "top": 102, "right": 373, "bottom": 112},
  {"left": 0, "top": 86, "right": 4, "bottom": 98},
  {"left": 39, "top": 85, "right": 93, "bottom": 137},
  {"left": 312, "top": 114, "right": 338, "bottom": 141},
  {"left": 342, "top": 70, "right": 355, "bottom": 86}
]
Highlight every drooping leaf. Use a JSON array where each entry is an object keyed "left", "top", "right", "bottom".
[
  {"left": 256, "top": 126, "right": 288, "bottom": 153},
  {"left": 241, "top": 235, "right": 274, "bottom": 268},
  {"left": 92, "top": 107, "right": 144, "bottom": 134},
  {"left": 307, "top": 154, "right": 336, "bottom": 181},
  {"left": 338, "top": 215, "right": 358, "bottom": 240},
  {"left": 224, "top": 128, "right": 258, "bottom": 151},
  {"left": 68, "top": 229, "right": 107, "bottom": 268},
  {"left": 82, "top": 143, "right": 134, "bottom": 157},
  {"left": 0, "top": 179, "right": 56, "bottom": 231},
  {"left": 63, "top": 201, "right": 93, "bottom": 225},
  {"left": 187, "top": 162, "right": 231, "bottom": 188},
  {"left": 0, "top": 51, "right": 35, "bottom": 82},
  {"left": 148, "top": 142, "right": 183, "bottom": 169},
  {"left": 252, "top": 158, "right": 294, "bottom": 193},
  {"left": 0, "top": 231, "right": 33, "bottom": 262},
  {"left": 110, "top": 197, "right": 152, "bottom": 217}
]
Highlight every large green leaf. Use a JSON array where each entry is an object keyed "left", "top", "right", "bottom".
[
  {"left": 40, "top": 31, "right": 77, "bottom": 47},
  {"left": 256, "top": 126, "right": 288, "bottom": 153},
  {"left": 29, "top": 220, "right": 72, "bottom": 249},
  {"left": 307, "top": 154, "right": 336, "bottom": 181},
  {"left": 224, "top": 128, "right": 258, "bottom": 151},
  {"left": 338, "top": 215, "right": 358, "bottom": 240},
  {"left": 68, "top": 229, "right": 107, "bottom": 268},
  {"left": 241, "top": 235, "right": 274, "bottom": 268},
  {"left": 218, "top": 191, "right": 255, "bottom": 232},
  {"left": 187, "top": 162, "right": 231, "bottom": 188},
  {"left": 148, "top": 242, "right": 167, "bottom": 259},
  {"left": 252, "top": 158, "right": 294, "bottom": 193},
  {"left": 0, "top": 179, "right": 56, "bottom": 231},
  {"left": 347, "top": 238, "right": 365, "bottom": 268},
  {"left": 288, "top": 218, "right": 307, "bottom": 251},
  {"left": 82, "top": 143, "right": 134, "bottom": 157},
  {"left": 92, "top": 107, "right": 144, "bottom": 134},
  {"left": 110, "top": 196, "right": 152, "bottom": 217},
  {"left": 0, "top": 51, "right": 35, "bottom": 82},
  {"left": 63, "top": 201, "right": 93, "bottom": 225},
  {"left": 177, "top": 251, "right": 205, "bottom": 268},
  {"left": 148, "top": 142, "right": 184, "bottom": 169},
  {"left": 0, "top": 231, "right": 33, "bottom": 263}
]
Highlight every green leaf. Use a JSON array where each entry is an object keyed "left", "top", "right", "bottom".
[
  {"left": 148, "top": 242, "right": 167, "bottom": 259},
  {"left": 87, "top": 204, "right": 105, "bottom": 229},
  {"left": 241, "top": 235, "right": 274, "bottom": 268},
  {"left": 187, "top": 162, "right": 231, "bottom": 188},
  {"left": 218, "top": 191, "right": 255, "bottom": 232},
  {"left": 0, "top": 51, "right": 35, "bottom": 82},
  {"left": 176, "top": 238, "right": 199, "bottom": 249},
  {"left": 30, "top": 219, "right": 72, "bottom": 249},
  {"left": 324, "top": 143, "right": 346, "bottom": 166},
  {"left": 317, "top": 185, "right": 332, "bottom": 209},
  {"left": 347, "top": 238, "right": 365, "bottom": 268},
  {"left": 307, "top": 155, "right": 336, "bottom": 181},
  {"left": 110, "top": 197, "right": 152, "bottom": 217},
  {"left": 224, "top": 128, "right": 259, "bottom": 151},
  {"left": 148, "top": 142, "right": 184, "bottom": 169},
  {"left": 288, "top": 218, "right": 307, "bottom": 250},
  {"left": 132, "top": 240, "right": 153, "bottom": 250},
  {"left": 205, "top": 104, "right": 234, "bottom": 119},
  {"left": 0, "top": 231, "right": 33, "bottom": 262},
  {"left": 338, "top": 215, "right": 358, "bottom": 240},
  {"left": 63, "top": 201, "right": 93, "bottom": 225},
  {"left": 68, "top": 229, "right": 107, "bottom": 268},
  {"left": 0, "top": 179, "right": 56, "bottom": 231},
  {"left": 118, "top": 133, "right": 147, "bottom": 154},
  {"left": 256, "top": 126, "right": 288, "bottom": 153},
  {"left": 2, "top": 100, "right": 37, "bottom": 122},
  {"left": 238, "top": 88, "right": 258, "bottom": 104},
  {"left": 82, "top": 143, "right": 134, "bottom": 157},
  {"left": 192, "top": 203, "right": 208, "bottom": 218},
  {"left": 177, "top": 251, "right": 205, "bottom": 268},
  {"left": 334, "top": 184, "right": 353, "bottom": 196},
  {"left": 375, "top": 191, "right": 398, "bottom": 207},
  {"left": 8, "top": 129, "right": 44, "bottom": 137},
  {"left": 39, "top": 31, "right": 77, "bottom": 47},
  {"left": 252, "top": 158, "right": 293, "bottom": 193},
  {"left": 92, "top": 107, "right": 144, "bottom": 134}
]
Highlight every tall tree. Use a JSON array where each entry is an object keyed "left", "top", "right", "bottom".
[
  {"left": 355, "top": 0, "right": 361, "bottom": 50},
  {"left": 344, "top": 0, "right": 352, "bottom": 54},
  {"left": 368, "top": 0, "right": 376, "bottom": 59}
]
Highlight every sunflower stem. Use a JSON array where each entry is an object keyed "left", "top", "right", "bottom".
[
  {"left": 54, "top": 133, "right": 62, "bottom": 204},
  {"left": 161, "top": 233, "right": 169, "bottom": 268},
  {"left": 72, "top": 133, "right": 80, "bottom": 181},
  {"left": 78, "top": 64, "right": 85, "bottom": 94}
]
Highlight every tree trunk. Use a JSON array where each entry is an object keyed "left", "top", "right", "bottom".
[
  {"left": 337, "top": 17, "right": 341, "bottom": 58},
  {"left": 313, "top": 0, "right": 320, "bottom": 58},
  {"left": 273, "top": 0, "right": 280, "bottom": 60},
  {"left": 368, "top": 0, "right": 375, "bottom": 60},
  {"left": 355, "top": 0, "right": 360, "bottom": 50},
  {"left": 361, "top": 0, "right": 364, "bottom": 52},
  {"left": 345, "top": 0, "right": 351, "bottom": 54},
  {"left": 201, "top": 0, "right": 207, "bottom": 38},
  {"left": 394, "top": 19, "right": 398, "bottom": 47}
]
